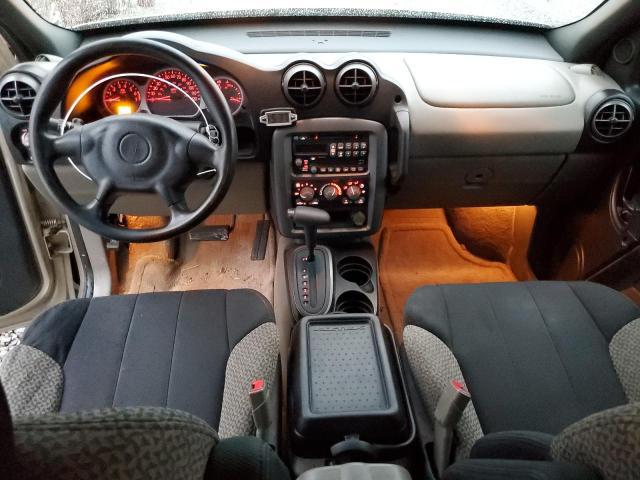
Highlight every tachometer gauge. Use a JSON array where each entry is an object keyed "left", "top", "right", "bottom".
[
  {"left": 215, "top": 77, "right": 244, "bottom": 115},
  {"left": 102, "top": 79, "right": 141, "bottom": 115},
  {"left": 145, "top": 69, "right": 201, "bottom": 116}
]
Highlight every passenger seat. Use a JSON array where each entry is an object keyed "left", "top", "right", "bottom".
[{"left": 403, "top": 281, "right": 640, "bottom": 479}]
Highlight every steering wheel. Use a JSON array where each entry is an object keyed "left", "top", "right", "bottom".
[{"left": 29, "top": 38, "right": 237, "bottom": 242}]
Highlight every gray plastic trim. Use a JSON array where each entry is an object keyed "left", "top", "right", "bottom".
[{"left": 406, "top": 55, "right": 575, "bottom": 108}]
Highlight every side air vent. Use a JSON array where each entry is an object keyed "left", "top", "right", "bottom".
[
  {"left": 248, "top": 30, "right": 390, "bottom": 38},
  {"left": 283, "top": 63, "right": 325, "bottom": 107},
  {"left": 587, "top": 91, "right": 635, "bottom": 143},
  {"left": 335, "top": 63, "right": 378, "bottom": 106},
  {"left": 0, "top": 73, "right": 39, "bottom": 118}
]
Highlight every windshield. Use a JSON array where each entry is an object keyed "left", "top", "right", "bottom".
[{"left": 25, "top": 0, "right": 606, "bottom": 31}]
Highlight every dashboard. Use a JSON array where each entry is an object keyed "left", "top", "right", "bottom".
[{"left": 0, "top": 23, "right": 637, "bottom": 236}]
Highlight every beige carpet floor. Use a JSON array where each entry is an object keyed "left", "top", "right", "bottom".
[
  {"left": 120, "top": 214, "right": 276, "bottom": 304},
  {"left": 378, "top": 210, "right": 517, "bottom": 337}
]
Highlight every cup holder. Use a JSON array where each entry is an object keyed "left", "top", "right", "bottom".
[
  {"left": 337, "top": 256, "right": 374, "bottom": 292},
  {"left": 335, "top": 291, "right": 375, "bottom": 314}
]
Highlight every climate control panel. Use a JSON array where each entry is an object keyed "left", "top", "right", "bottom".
[{"left": 293, "top": 178, "right": 367, "bottom": 207}]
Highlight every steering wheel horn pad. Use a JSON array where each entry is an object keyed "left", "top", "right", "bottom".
[
  {"left": 118, "top": 133, "right": 150, "bottom": 165},
  {"left": 29, "top": 38, "right": 237, "bottom": 243}
]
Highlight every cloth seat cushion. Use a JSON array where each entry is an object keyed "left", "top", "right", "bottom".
[
  {"left": 404, "top": 281, "right": 640, "bottom": 454},
  {"left": 0, "top": 289, "right": 279, "bottom": 438}
]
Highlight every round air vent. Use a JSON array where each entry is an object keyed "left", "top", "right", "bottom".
[
  {"left": 282, "top": 63, "right": 325, "bottom": 107},
  {"left": 0, "top": 73, "right": 39, "bottom": 118},
  {"left": 335, "top": 62, "right": 378, "bottom": 106},
  {"left": 588, "top": 93, "right": 634, "bottom": 143}
]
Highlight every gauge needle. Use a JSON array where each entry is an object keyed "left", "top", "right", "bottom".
[{"left": 147, "top": 96, "right": 172, "bottom": 102}]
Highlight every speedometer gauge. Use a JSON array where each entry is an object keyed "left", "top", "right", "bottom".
[
  {"left": 215, "top": 77, "right": 244, "bottom": 115},
  {"left": 146, "top": 69, "right": 201, "bottom": 116},
  {"left": 102, "top": 79, "right": 141, "bottom": 115}
]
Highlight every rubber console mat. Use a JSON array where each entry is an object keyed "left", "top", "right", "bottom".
[
  {"left": 122, "top": 214, "right": 276, "bottom": 303},
  {"left": 379, "top": 223, "right": 516, "bottom": 337}
]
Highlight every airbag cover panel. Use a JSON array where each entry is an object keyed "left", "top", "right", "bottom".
[{"left": 406, "top": 55, "right": 575, "bottom": 108}]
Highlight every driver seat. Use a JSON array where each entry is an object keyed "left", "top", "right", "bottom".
[{"left": 0, "top": 289, "right": 279, "bottom": 440}]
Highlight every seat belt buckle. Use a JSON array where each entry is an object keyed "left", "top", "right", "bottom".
[
  {"left": 433, "top": 380, "right": 472, "bottom": 477},
  {"left": 249, "top": 378, "right": 271, "bottom": 439},
  {"left": 435, "top": 380, "right": 471, "bottom": 427}
]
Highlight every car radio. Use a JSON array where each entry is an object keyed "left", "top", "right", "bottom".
[{"left": 291, "top": 132, "right": 369, "bottom": 175}]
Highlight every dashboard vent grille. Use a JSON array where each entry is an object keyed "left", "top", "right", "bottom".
[
  {"left": 591, "top": 99, "right": 634, "bottom": 142},
  {"left": 0, "top": 76, "right": 38, "bottom": 117},
  {"left": 248, "top": 30, "right": 390, "bottom": 38},
  {"left": 336, "top": 63, "right": 378, "bottom": 106},
  {"left": 283, "top": 64, "right": 325, "bottom": 107}
]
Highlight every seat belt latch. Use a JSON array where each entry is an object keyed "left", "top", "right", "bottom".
[
  {"left": 249, "top": 378, "right": 271, "bottom": 439},
  {"left": 433, "top": 380, "right": 472, "bottom": 477}
]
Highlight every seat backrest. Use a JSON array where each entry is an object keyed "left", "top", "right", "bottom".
[
  {"left": 0, "top": 379, "right": 218, "bottom": 480},
  {"left": 551, "top": 402, "right": 640, "bottom": 480}
]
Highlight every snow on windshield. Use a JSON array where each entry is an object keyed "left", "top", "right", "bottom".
[{"left": 25, "top": 0, "right": 605, "bottom": 30}]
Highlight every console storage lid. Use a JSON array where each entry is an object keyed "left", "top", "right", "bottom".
[{"left": 289, "top": 315, "right": 412, "bottom": 453}]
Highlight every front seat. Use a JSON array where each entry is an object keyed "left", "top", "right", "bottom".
[
  {"left": 0, "top": 376, "right": 290, "bottom": 480},
  {"left": 0, "top": 289, "right": 279, "bottom": 440},
  {"left": 403, "top": 281, "right": 640, "bottom": 467}
]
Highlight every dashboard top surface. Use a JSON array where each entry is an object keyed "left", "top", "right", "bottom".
[{"left": 84, "top": 20, "right": 563, "bottom": 60}]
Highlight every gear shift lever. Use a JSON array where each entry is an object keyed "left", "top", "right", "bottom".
[{"left": 287, "top": 206, "right": 331, "bottom": 262}]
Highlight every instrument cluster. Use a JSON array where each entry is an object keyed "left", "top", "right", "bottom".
[
  {"left": 101, "top": 68, "right": 244, "bottom": 117},
  {"left": 64, "top": 57, "right": 246, "bottom": 122}
]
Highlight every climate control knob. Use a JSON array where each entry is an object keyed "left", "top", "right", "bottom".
[
  {"left": 299, "top": 186, "right": 315, "bottom": 202},
  {"left": 345, "top": 185, "right": 362, "bottom": 201},
  {"left": 321, "top": 183, "right": 341, "bottom": 201}
]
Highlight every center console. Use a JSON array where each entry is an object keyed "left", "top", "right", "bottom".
[
  {"left": 288, "top": 314, "right": 415, "bottom": 476},
  {"left": 271, "top": 118, "right": 387, "bottom": 238}
]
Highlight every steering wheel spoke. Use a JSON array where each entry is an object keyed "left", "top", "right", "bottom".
[
  {"left": 155, "top": 184, "right": 191, "bottom": 223},
  {"left": 187, "top": 132, "right": 221, "bottom": 172},
  {"left": 83, "top": 181, "right": 117, "bottom": 220},
  {"left": 47, "top": 128, "right": 82, "bottom": 160}
]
